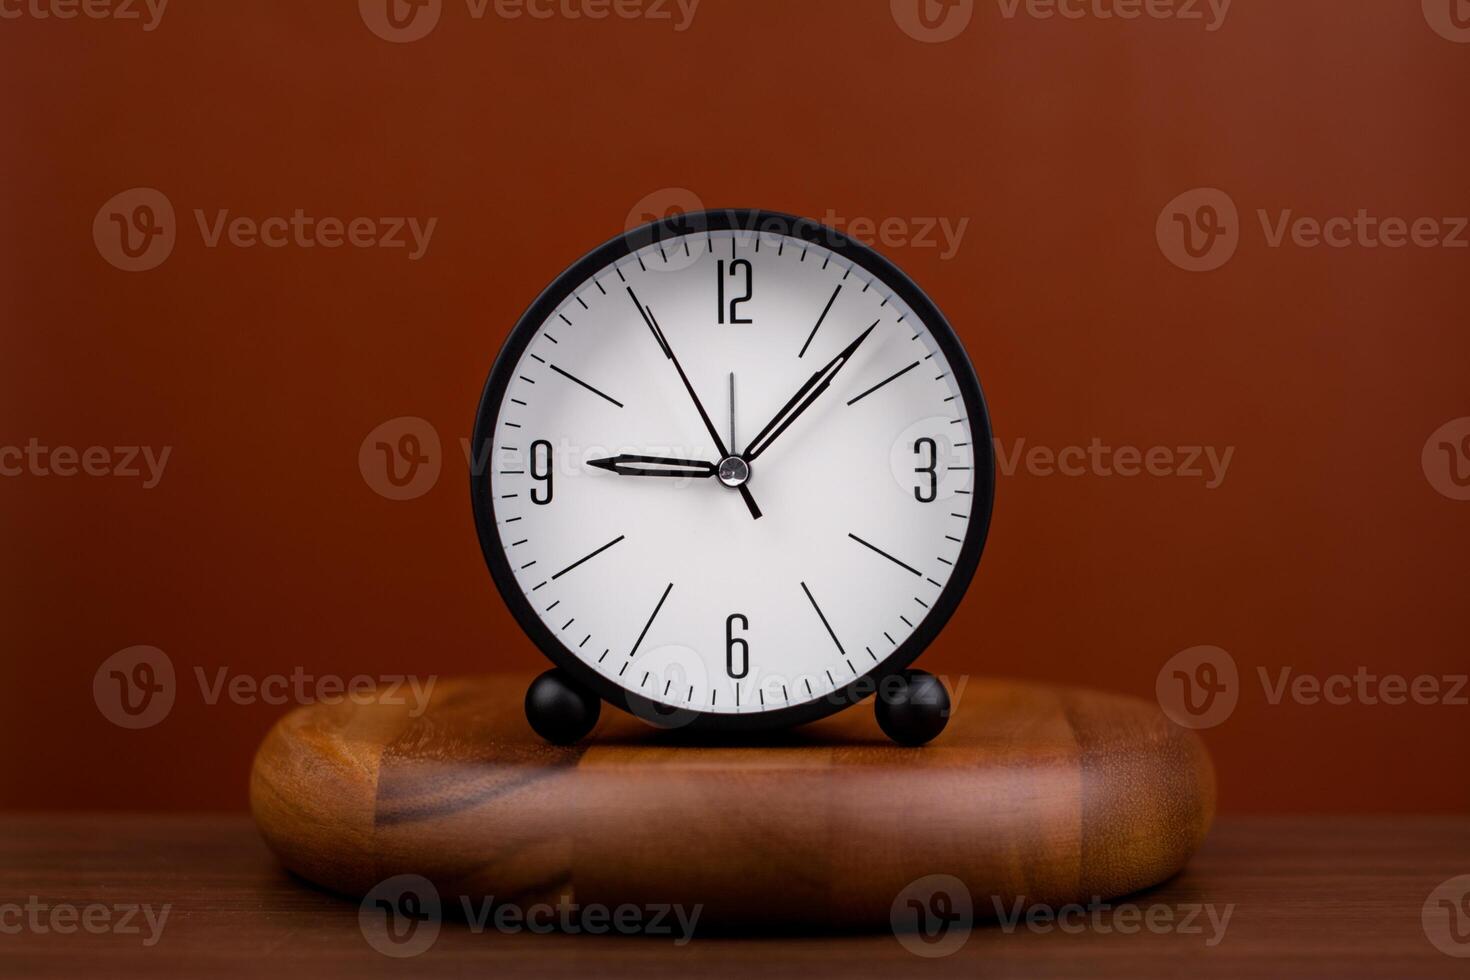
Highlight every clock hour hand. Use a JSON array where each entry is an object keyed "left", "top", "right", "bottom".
[
  {"left": 742, "top": 321, "right": 877, "bottom": 463},
  {"left": 588, "top": 454, "right": 717, "bottom": 478}
]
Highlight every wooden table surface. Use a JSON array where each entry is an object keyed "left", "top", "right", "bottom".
[{"left": 2, "top": 814, "right": 1467, "bottom": 979}]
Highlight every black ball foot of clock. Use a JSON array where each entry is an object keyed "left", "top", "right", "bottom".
[
  {"left": 874, "top": 669, "right": 951, "bottom": 746},
  {"left": 524, "top": 668, "right": 601, "bottom": 745}
]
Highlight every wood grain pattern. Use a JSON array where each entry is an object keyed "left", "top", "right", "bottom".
[
  {"left": 4, "top": 815, "right": 1469, "bottom": 978},
  {"left": 248, "top": 675, "right": 1215, "bottom": 926}
]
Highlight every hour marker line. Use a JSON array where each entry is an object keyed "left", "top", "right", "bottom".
[
  {"left": 551, "top": 534, "right": 626, "bottom": 581},
  {"left": 848, "top": 533, "right": 922, "bottom": 576},
  {"left": 847, "top": 361, "right": 920, "bottom": 406},
  {"left": 801, "top": 581, "right": 846, "bottom": 656},
  {"left": 550, "top": 364, "right": 624, "bottom": 408},
  {"left": 799, "top": 285, "right": 842, "bottom": 358},
  {"left": 628, "top": 582, "right": 673, "bottom": 658}
]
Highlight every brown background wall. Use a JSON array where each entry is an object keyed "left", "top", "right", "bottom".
[{"left": 2, "top": 0, "right": 1466, "bottom": 812}]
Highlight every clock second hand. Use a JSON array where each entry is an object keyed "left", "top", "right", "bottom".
[{"left": 626, "top": 287, "right": 762, "bottom": 520}]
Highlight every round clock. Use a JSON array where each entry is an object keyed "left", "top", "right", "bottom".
[{"left": 471, "top": 209, "right": 994, "bottom": 743}]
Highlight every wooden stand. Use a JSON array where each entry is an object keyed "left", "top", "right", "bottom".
[{"left": 250, "top": 675, "right": 1215, "bottom": 929}]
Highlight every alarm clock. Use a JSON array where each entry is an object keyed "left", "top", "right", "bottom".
[{"left": 470, "top": 209, "right": 994, "bottom": 745}]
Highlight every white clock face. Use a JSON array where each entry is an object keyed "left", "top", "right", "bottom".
[{"left": 480, "top": 219, "right": 986, "bottom": 723}]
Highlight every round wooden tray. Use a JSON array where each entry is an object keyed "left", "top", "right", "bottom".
[{"left": 250, "top": 675, "right": 1214, "bottom": 929}]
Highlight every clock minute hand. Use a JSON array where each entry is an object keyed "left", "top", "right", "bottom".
[
  {"left": 588, "top": 455, "right": 717, "bottom": 478},
  {"left": 742, "top": 321, "right": 877, "bottom": 463}
]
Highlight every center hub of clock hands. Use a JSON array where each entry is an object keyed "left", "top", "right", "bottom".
[{"left": 717, "top": 456, "right": 750, "bottom": 488}]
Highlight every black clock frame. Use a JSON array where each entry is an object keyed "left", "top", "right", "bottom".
[{"left": 470, "top": 208, "right": 995, "bottom": 732}]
